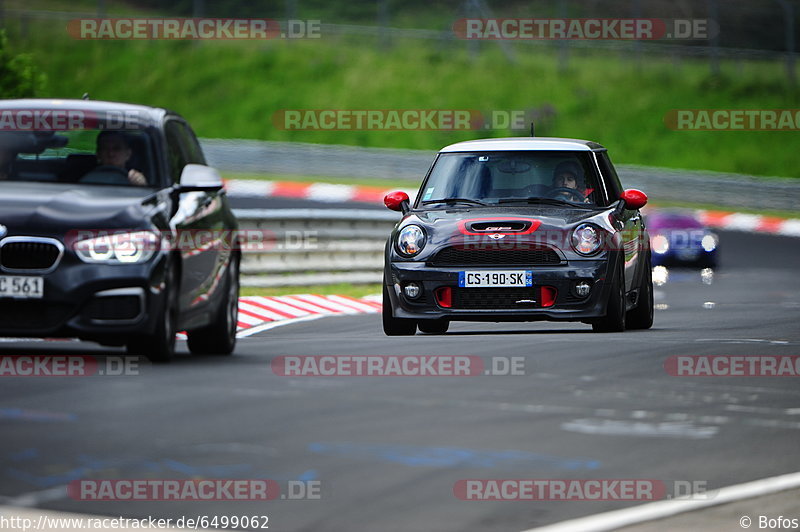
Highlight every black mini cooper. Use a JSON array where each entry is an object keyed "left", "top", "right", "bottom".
[
  {"left": 0, "top": 99, "right": 239, "bottom": 361},
  {"left": 382, "top": 137, "right": 653, "bottom": 335}
]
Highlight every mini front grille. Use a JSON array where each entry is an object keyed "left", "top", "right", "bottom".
[
  {"left": 469, "top": 221, "right": 529, "bottom": 233},
  {"left": 429, "top": 246, "right": 561, "bottom": 266},
  {"left": 0, "top": 239, "right": 62, "bottom": 271},
  {"left": 452, "top": 287, "right": 539, "bottom": 309}
]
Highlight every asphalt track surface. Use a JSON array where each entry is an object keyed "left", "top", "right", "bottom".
[{"left": 0, "top": 197, "right": 799, "bottom": 532}]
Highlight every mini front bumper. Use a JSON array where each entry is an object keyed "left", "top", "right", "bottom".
[{"left": 387, "top": 258, "right": 615, "bottom": 322}]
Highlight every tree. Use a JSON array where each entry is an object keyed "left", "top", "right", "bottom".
[{"left": 0, "top": 31, "right": 46, "bottom": 98}]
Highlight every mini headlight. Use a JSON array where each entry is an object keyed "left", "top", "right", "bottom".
[
  {"left": 651, "top": 234, "right": 670, "bottom": 254},
  {"left": 74, "top": 231, "right": 159, "bottom": 264},
  {"left": 571, "top": 223, "right": 602, "bottom": 255},
  {"left": 396, "top": 225, "right": 426, "bottom": 257}
]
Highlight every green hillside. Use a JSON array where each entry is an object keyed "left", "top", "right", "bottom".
[{"left": 5, "top": 19, "right": 800, "bottom": 178}]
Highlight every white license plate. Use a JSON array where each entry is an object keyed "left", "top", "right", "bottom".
[
  {"left": 459, "top": 271, "right": 532, "bottom": 288},
  {"left": 0, "top": 276, "right": 44, "bottom": 299}
]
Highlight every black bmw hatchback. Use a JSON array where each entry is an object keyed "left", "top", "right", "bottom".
[
  {"left": 382, "top": 137, "right": 653, "bottom": 335},
  {"left": 0, "top": 99, "right": 239, "bottom": 361}
]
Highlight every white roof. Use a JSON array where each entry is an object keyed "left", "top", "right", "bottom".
[{"left": 439, "top": 137, "right": 605, "bottom": 153}]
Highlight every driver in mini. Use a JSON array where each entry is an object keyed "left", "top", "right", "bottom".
[
  {"left": 95, "top": 131, "right": 147, "bottom": 185},
  {"left": 552, "top": 161, "right": 593, "bottom": 202}
]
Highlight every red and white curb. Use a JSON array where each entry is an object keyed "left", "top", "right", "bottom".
[
  {"left": 1, "top": 295, "right": 383, "bottom": 343},
  {"left": 224, "top": 179, "right": 416, "bottom": 204},
  {"left": 695, "top": 209, "right": 800, "bottom": 237},
  {"left": 231, "top": 294, "right": 381, "bottom": 337}
]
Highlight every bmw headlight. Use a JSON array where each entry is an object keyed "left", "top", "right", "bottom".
[
  {"left": 74, "top": 231, "right": 159, "bottom": 264},
  {"left": 396, "top": 225, "right": 426, "bottom": 257},
  {"left": 571, "top": 223, "right": 603, "bottom": 255}
]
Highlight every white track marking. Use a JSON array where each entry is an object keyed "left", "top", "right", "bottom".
[{"left": 523, "top": 470, "right": 800, "bottom": 532}]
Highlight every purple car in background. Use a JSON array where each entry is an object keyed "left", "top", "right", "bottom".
[{"left": 645, "top": 210, "right": 718, "bottom": 268}]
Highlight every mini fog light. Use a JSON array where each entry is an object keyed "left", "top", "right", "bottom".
[
  {"left": 574, "top": 282, "right": 591, "bottom": 298},
  {"left": 404, "top": 283, "right": 421, "bottom": 299}
]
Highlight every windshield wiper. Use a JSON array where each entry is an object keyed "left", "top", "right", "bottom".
[
  {"left": 422, "top": 198, "right": 488, "bottom": 207},
  {"left": 497, "top": 197, "right": 581, "bottom": 207}
]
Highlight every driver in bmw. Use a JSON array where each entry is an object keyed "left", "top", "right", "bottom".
[
  {"left": 552, "top": 160, "right": 592, "bottom": 202},
  {"left": 95, "top": 131, "right": 147, "bottom": 186}
]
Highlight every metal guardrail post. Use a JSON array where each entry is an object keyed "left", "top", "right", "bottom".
[{"left": 774, "top": 0, "right": 796, "bottom": 86}]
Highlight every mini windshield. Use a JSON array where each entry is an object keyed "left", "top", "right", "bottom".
[
  {"left": 418, "top": 151, "right": 603, "bottom": 207},
  {"left": 0, "top": 129, "right": 156, "bottom": 187}
]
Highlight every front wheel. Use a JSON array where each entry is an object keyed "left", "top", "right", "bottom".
[
  {"left": 127, "top": 265, "right": 178, "bottom": 363},
  {"left": 187, "top": 254, "right": 240, "bottom": 355},
  {"left": 592, "top": 260, "right": 626, "bottom": 333},
  {"left": 627, "top": 253, "right": 654, "bottom": 330},
  {"left": 382, "top": 283, "right": 416, "bottom": 336}
]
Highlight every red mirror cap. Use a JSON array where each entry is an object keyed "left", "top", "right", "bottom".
[
  {"left": 621, "top": 189, "right": 648, "bottom": 210},
  {"left": 384, "top": 191, "right": 410, "bottom": 211}
]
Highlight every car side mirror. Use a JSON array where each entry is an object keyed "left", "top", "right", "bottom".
[
  {"left": 384, "top": 191, "right": 410, "bottom": 213},
  {"left": 176, "top": 164, "right": 224, "bottom": 192},
  {"left": 620, "top": 189, "right": 647, "bottom": 210}
]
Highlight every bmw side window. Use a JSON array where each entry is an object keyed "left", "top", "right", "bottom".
[{"left": 165, "top": 122, "right": 188, "bottom": 184}]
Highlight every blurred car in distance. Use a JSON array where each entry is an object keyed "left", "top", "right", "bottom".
[{"left": 646, "top": 209, "right": 718, "bottom": 268}]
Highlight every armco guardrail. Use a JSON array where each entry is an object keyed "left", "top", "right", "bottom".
[
  {"left": 205, "top": 139, "right": 800, "bottom": 212},
  {"left": 233, "top": 208, "right": 399, "bottom": 287}
]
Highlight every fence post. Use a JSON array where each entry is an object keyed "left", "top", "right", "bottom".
[
  {"left": 378, "top": 0, "right": 390, "bottom": 49},
  {"left": 464, "top": 0, "right": 480, "bottom": 61},
  {"left": 557, "top": 0, "right": 568, "bottom": 72},
  {"left": 774, "top": 0, "right": 796, "bottom": 86},
  {"left": 286, "top": 0, "right": 297, "bottom": 21},
  {"left": 631, "top": 0, "right": 642, "bottom": 71},
  {"left": 706, "top": 0, "right": 721, "bottom": 76}
]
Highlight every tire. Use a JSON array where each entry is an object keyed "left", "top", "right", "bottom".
[
  {"left": 382, "top": 283, "right": 416, "bottom": 336},
  {"left": 627, "top": 253, "right": 654, "bottom": 330},
  {"left": 187, "top": 254, "right": 240, "bottom": 355},
  {"left": 592, "top": 258, "right": 626, "bottom": 333},
  {"left": 127, "top": 264, "right": 178, "bottom": 363},
  {"left": 417, "top": 318, "right": 449, "bottom": 334}
]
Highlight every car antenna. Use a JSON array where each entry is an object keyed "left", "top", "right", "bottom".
[
  {"left": 82, "top": 93, "right": 90, "bottom": 100},
  {"left": 530, "top": 121, "right": 535, "bottom": 137}
]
